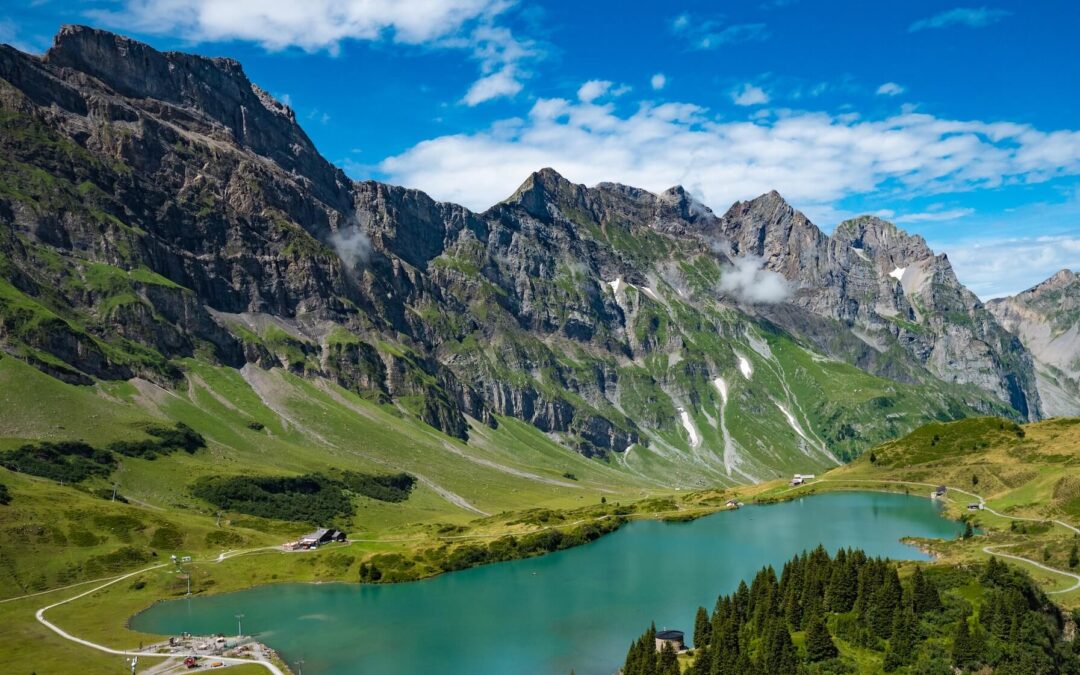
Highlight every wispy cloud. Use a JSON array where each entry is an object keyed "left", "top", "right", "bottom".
[
  {"left": 943, "top": 233, "right": 1080, "bottom": 299},
  {"left": 876, "top": 82, "right": 905, "bottom": 96},
  {"left": 0, "top": 18, "right": 47, "bottom": 54},
  {"left": 893, "top": 207, "right": 974, "bottom": 223},
  {"left": 378, "top": 92, "right": 1080, "bottom": 225},
  {"left": 731, "top": 84, "right": 769, "bottom": 106},
  {"left": 909, "top": 7, "right": 1011, "bottom": 32},
  {"left": 671, "top": 13, "right": 769, "bottom": 49},
  {"left": 89, "top": 0, "right": 539, "bottom": 106},
  {"left": 650, "top": 73, "right": 667, "bottom": 91}
]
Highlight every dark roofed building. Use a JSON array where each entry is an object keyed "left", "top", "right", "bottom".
[
  {"left": 298, "top": 528, "right": 347, "bottom": 548},
  {"left": 655, "top": 629, "right": 685, "bottom": 652}
]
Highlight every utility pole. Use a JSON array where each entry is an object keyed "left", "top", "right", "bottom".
[{"left": 235, "top": 613, "right": 245, "bottom": 637}]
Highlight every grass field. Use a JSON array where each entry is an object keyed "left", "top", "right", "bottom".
[{"left": 3, "top": 340, "right": 1079, "bottom": 675}]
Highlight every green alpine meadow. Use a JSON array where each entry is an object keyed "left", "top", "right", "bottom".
[{"left": 1, "top": 8, "right": 1079, "bottom": 675}]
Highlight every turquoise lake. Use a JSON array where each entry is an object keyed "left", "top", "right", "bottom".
[{"left": 130, "top": 492, "right": 961, "bottom": 674}]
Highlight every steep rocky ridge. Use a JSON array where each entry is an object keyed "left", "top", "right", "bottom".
[
  {"left": 988, "top": 270, "right": 1080, "bottom": 417},
  {"left": 717, "top": 192, "right": 1041, "bottom": 419},
  {"left": 0, "top": 26, "right": 1045, "bottom": 486}
]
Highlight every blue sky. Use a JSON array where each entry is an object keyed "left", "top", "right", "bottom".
[{"left": 2, "top": 0, "right": 1079, "bottom": 298}]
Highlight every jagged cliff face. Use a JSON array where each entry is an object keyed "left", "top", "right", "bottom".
[
  {"left": 988, "top": 270, "right": 1080, "bottom": 417},
  {"left": 0, "top": 26, "right": 1047, "bottom": 486},
  {"left": 716, "top": 192, "right": 1042, "bottom": 419}
]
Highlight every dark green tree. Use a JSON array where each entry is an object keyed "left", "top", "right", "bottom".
[
  {"left": 883, "top": 606, "right": 918, "bottom": 670},
  {"left": 760, "top": 618, "right": 798, "bottom": 674},
  {"left": 962, "top": 520, "right": 974, "bottom": 540},
  {"left": 1070, "top": 543, "right": 1079, "bottom": 569},
  {"left": 694, "top": 606, "right": 711, "bottom": 649},
  {"left": 805, "top": 613, "right": 838, "bottom": 662},
  {"left": 910, "top": 566, "right": 942, "bottom": 614},
  {"left": 951, "top": 616, "right": 981, "bottom": 670}
]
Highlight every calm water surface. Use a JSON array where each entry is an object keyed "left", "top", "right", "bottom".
[{"left": 131, "top": 492, "right": 960, "bottom": 674}]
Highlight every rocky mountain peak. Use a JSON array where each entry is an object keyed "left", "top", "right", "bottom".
[
  {"left": 1036, "top": 268, "right": 1078, "bottom": 291},
  {"left": 657, "top": 185, "right": 716, "bottom": 222},
  {"left": 38, "top": 25, "right": 345, "bottom": 207},
  {"left": 716, "top": 190, "right": 827, "bottom": 275},
  {"left": 832, "top": 215, "right": 934, "bottom": 270},
  {"left": 503, "top": 167, "right": 591, "bottom": 221}
]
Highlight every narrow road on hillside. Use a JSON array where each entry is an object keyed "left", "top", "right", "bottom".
[
  {"left": 802, "top": 478, "right": 1080, "bottom": 594},
  {"left": 34, "top": 554, "right": 286, "bottom": 675}
]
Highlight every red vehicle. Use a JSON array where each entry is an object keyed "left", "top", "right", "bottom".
[{"left": 184, "top": 656, "right": 199, "bottom": 668}]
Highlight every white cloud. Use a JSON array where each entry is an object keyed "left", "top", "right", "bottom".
[
  {"left": 731, "top": 84, "right": 769, "bottom": 106},
  {"left": 650, "top": 73, "right": 667, "bottom": 91},
  {"left": 91, "top": 0, "right": 537, "bottom": 105},
  {"left": 876, "top": 82, "right": 905, "bottom": 96},
  {"left": 909, "top": 7, "right": 1011, "bottom": 32},
  {"left": 719, "top": 255, "right": 791, "bottom": 304},
  {"left": 943, "top": 234, "right": 1080, "bottom": 299},
  {"left": 670, "top": 14, "right": 769, "bottom": 49},
  {"left": 377, "top": 93, "right": 1080, "bottom": 220},
  {"left": 577, "top": 79, "right": 612, "bottom": 103},
  {"left": 893, "top": 208, "right": 974, "bottom": 224},
  {"left": 463, "top": 66, "right": 524, "bottom": 105}
]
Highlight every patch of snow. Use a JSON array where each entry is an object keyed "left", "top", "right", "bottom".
[
  {"left": 889, "top": 266, "right": 907, "bottom": 282},
  {"left": 640, "top": 286, "right": 661, "bottom": 302},
  {"left": 737, "top": 355, "right": 753, "bottom": 380},
  {"left": 712, "top": 377, "right": 728, "bottom": 404},
  {"left": 607, "top": 278, "right": 625, "bottom": 295},
  {"left": 677, "top": 407, "right": 702, "bottom": 447},
  {"left": 851, "top": 246, "right": 870, "bottom": 262}
]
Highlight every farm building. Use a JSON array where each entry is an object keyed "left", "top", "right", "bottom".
[
  {"left": 931, "top": 486, "right": 947, "bottom": 498},
  {"left": 296, "top": 528, "right": 347, "bottom": 549}
]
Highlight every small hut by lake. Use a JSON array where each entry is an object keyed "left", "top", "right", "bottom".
[{"left": 655, "top": 629, "right": 685, "bottom": 652}]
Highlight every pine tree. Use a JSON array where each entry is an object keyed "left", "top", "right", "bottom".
[
  {"left": 962, "top": 520, "right": 974, "bottom": 539},
  {"left": 659, "top": 641, "right": 679, "bottom": 675},
  {"left": 1070, "top": 543, "right": 1079, "bottom": 569},
  {"left": 883, "top": 606, "right": 917, "bottom": 670},
  {"left": 869, "top": 567, "right": 903, "bottom": 638},
  {"left": 951, "top": 616, "right": 981, "bottom": 669},
  {"left": 760, "top": 618, "right": 798, "bottom": 674},
  {"left": 805, "top": 613, "right": 838, "bottom": 662},
  {"left": 694, "top": 606, "right": 711, "bottom": 649},
  {"left": 910, "top": 566, "right": 941, "bottom": 614}
]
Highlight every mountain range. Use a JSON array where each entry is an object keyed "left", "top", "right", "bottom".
[{"left": 0, "top": 25, "right": 1074, "bottom": 489}]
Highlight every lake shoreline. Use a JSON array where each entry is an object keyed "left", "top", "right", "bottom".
[{"left": 129, "top": 492, "right": 963, "bottom": 675}]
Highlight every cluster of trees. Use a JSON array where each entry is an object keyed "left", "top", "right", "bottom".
[
  {"left": 437, "top": 518, "right": 623, "bottom": 572},
  {"left": 337, "top": 471, "right": 415, "bottom": 502},
  {"left": 623, "top": 547, "right": 1080, "bottom": 674},
  {"left": 0, "top": 423, "right": 205, "bottom": 484},
  {"left": 0, "top": 482, "right": 10, "bottom": 505},
  {"left": 192, "top": 474, "right": 354, "bottom": 524},
  {"left": 107, "top": 422, "right": 205, "bottom": 459},
  {"left": 623, "top": 625, "right": 680, "bottom": 675},
  {"left": 0, "top": 440, "right": 116, "bottom": 482},
  {"left": 192, "top": 470, "right": 418, "bottom": 524}
]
